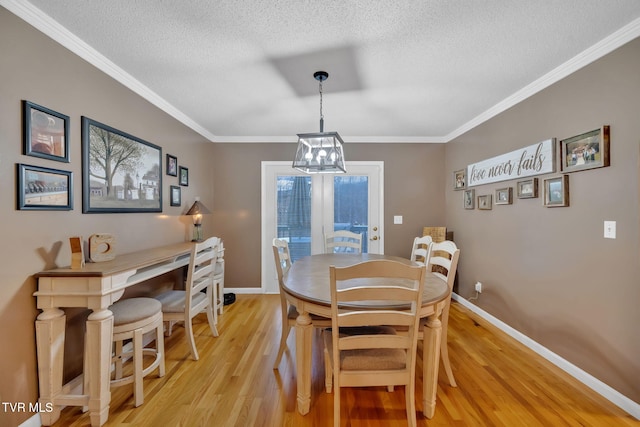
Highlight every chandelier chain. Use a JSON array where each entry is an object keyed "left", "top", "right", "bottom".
[{"left": 319, "top": 79, "right": 324, "bottom": 121}]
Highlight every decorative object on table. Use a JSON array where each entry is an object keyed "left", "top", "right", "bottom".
[
  {"left": 463, "top": 189, "right": 475, "bottom": 209},
  {"left": 293, "top": 71, "right": 346, "bottom": 174},
  {"left": 185, "top": 197, "right": 211, "bottom": 241},
  {"left": 453, "top": 169, "right": 466, "bottom": 190},
  {"left": 88, "top": 233, "right": 116, "bottom": 262},
  {"left": 543, "top": 175, "right": 569, "bottom": 207},
  {"left": 69, "top": 236, "right": 85, "bottom": 269},
  {"left": 517, "top": 178, "right": 538, "bottom": 199},
  {"left": 170, "top": 185, "right": 181, "bottom": 207},
  {"left": 495, "top": 187, "right": 513, "bottom": 205},
  {"left": 478, "top": 194, "right": 492, "bottom": 210},
  {"left": 466, "top": 138, "right": 556, "bottom": 187},
  {"left": 179, "top": 166, "right": 189, "bottom": 186},
  {"left": 560, "top": 126, "right": 610, "bottom": 173},
  {"left": 166, "top": 154, "right": 178, "bottom": 176},
  {"left": 17, "top": 163, "right": 73, "bottom": 211},
  {"left": 82, "top": 117, "right": 162, "bottom": 213},
  {"left": 23, "top": 100, "right": 70, "bottom": 163}
]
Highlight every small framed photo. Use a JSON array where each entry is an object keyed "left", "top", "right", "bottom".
[
  {"left": 179, "top": 166, "right": 189, "bottom": 186},
  {"left": 517, "top": 178, "right": 538, "bottom": 199},
  {"left": 453, "top": 169, "right": 466, "bottom": 190},
  {"left": 495, "top": 187, "right": 512, "bottom": 205},
  {"left": 478, "top": 194, "right": 492, "bottom": 210},
  {"left": 170, "top": 185, "right": 181, "bottom": 206},
  {"left": 560, "top": 126, "right": 609, "bottom": 173},
  {"left": 166, "top": 154, "right": 178, "bottom": 176},
  {"left": 23, "top": 100, "right": 70, "bottom": 162},
  {"left": 544, "top": 175, "right": 569, "bottom": 207},
  {"left": 17, "top": 163, "right": 73, "bottom": 210},
  {"left": 463, "top": 189, "right": 475, "bottom": 209}
]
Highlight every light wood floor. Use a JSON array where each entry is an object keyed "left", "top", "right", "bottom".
[{"left": 54, "top": 295, "right": 639, "bottom": 426}]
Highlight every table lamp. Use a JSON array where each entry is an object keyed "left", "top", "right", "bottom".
[{"left": 185, "top": 197, "right": 210, "bottom": 242}]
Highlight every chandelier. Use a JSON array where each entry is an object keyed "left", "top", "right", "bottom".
[{"left": 292, "top": 71, "right": 346, "bottom": 174}]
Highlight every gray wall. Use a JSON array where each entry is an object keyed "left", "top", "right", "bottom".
[
  {"left": 445, "top": 38, "right": 640, "bottom": 404},
  {"left": 0, "top": 9, "right": 212, "bottom": 426}
]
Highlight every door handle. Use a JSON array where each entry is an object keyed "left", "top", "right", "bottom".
[{"left": 370, "top": 236, "right": 378, "bottom": 241}]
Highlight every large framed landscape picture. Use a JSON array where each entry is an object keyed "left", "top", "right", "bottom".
[{"left": 82, "top": 117, "right": 162, "bottom": 213}]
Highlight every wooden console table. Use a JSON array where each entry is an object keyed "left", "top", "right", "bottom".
[{"left": 34, "top": 241, "right": 194, "bottom": 427}]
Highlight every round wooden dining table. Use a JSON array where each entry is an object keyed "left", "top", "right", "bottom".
[{"left": 283, "top": 253, "right": 450, "bottom": 419}]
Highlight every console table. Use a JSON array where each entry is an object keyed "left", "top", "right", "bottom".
[{"left": 34, "top": 241, "right": 194, "bottom": 427}]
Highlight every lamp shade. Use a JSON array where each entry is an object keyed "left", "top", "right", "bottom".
[
  {"left": 292, "top": 131, "right": 346, "bottom": 174},
  {"left": 185, "top": 200, "right": 210, "bottom": 217}
]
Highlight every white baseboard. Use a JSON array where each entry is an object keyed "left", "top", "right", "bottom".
[
  {"left": 452, "top": 293, "right": 640, "bottom": 420},
  {"left": 19, "top": 413, "right": 41, "bottom": 427}
]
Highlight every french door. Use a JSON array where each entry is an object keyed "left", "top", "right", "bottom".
[{"left": 261, "top": 161, "right": 384, "bottom": 293}]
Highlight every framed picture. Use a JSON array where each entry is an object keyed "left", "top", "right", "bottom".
[
  {"left": 166, "top": 154, "right": 178, "bottom": 176},
  {"left": 478, "top": 194, "right": 492, "bottom": 210},
  {"left": 17, "top": 163, "right": 73, "bottom": 210},
  {"left": 495, "top": 187, "right": 512, "bottom": 205},
  {"left": 170, "top": 185, "right": 181, "bottom": 206},
  {"left": 179, "top": 166, "right": 189, "bottom": 186},
  {"left": 453, "top": 169, "right": 466, "bottom": 190},
  {"left": 517, "top": 178, "right": 538, "bottom": 199},
  {"left": 544, "top": 175, "right": 569, "bottom": 207},
  {"left": 463, "top": 189, "right": 475, "bottom": 209},
  {"left": 23, "top": 100, "right": 70, "bottom": 162},
  {"left": 82, "top": 117, "right": 162, "bottom": 213},
  {"left": 560, "top": 126, "right": 610, "bottom": 173}
]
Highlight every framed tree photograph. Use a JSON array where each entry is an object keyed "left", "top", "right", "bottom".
[
  {"left": 517, "top": 178, "right": 538, "bottom": 199},
  {"left": 17, "top": 163, "right": 73, "bottom": 210},
  {"left": 82, "top": 117, "right": 162, "bottom": 213},
  {"left": 453, "top": 169, "right": 466, "bottom": 190},
  {"left": 478, "top": 194, "right": 492, "bottom": 210},
  {"left": 23, "top": 100, "right": 70, "bottom": 162},
  {"left": 544, "top": 175, "right": 569, "bottom": 207},
  {"left": 166, "top": 154, "right": 178, "bottom": 176},
  {"left": 170, "top": 185, "right": 181, "bottom": 206},
  {"left": 463, "top": 189, "right": 475, "bottom": 209},
  {"left": 179, "top": 166, "right": 189, "bottom": 186},
  {"left": 495, "top": 187, "right": 512, "bottom": 205},
  {"left": 560, "top": 126, "right": 609, "bottom": 173}
]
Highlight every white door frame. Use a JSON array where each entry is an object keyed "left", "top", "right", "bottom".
[{"left": 261, "top": 161, "right": 384, "bottom": 294}]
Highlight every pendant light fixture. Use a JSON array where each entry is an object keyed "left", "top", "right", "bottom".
[{"left": 292, "top": 71, "right": 346, "bottom": 174}]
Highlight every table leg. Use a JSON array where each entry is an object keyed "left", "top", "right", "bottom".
[
  {"left": 422, "top": 313, "right": 442, "bottom": 418},
  {"left": 294, "top": 310, "right": 313, "bottom": 415},
  {"left": 85, "top": 309, "right": 114, "bottom": 427},
  {"left": 35, "top": 308, "right": 66, "bottom": 426}
]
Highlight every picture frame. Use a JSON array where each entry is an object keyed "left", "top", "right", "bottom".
[
  {"left": 463, "top": 189, "right": 475, "bottom": 209},
  {"left": 23, "top": 100, "right": 70, "bottom": 163},
  {"left": 453, "top": 169, "right": 466, "bottom": 190},
  {"left": 477, "top": 194, "right": 492, "bottom": 210},
  {"left": 495, "top": 187, "right": 512, "bottom": 205},
  {"left": 179, "top": 166, "right": 189, "bottom": 186},
  {"left": 544, "top": 175, "right": 569, "bottom": 207},
  {"left": 17, "top": 163, "right": 73, "bottom": 210},
  {"left": 517, "top": 178, "right": 538, "bottom": 199},
  {"left": 82, "top": 117, "right": 162, "bottom": 213},
  {"left": 170, "top": 185, "right": 181, "bottom": 206},
  {"left": 560, "top": 126, "right": 610, "bottom": 173},
  {"left": 166, "top": 154, "right": 178, "bottom": 176}
]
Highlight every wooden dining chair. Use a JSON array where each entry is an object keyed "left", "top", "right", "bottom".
[
  {"left": 410, "top": 235, "right": 433, "bottom": 266},
  {"left": 323, "top": 259, "right": 426, "bottom": 427},
  {"left": 213, "top": 240, "right": 225, "bottom": 317},
  {"left": 324, "top": 230, "right": 362, "bottom": 254},
  {"left": 154, "top": 236, "right": 220, "bottom": 361},
  {"left": 272, "top": 238, "right": 332, "bottom": 369}
]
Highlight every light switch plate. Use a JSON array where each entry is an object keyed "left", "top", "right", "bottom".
[
  {"left": 604, "top": 221, "right": 616, "bottom": 239},
  {"left": 393, "top": 215, "right": 403, "bottom": 225}
]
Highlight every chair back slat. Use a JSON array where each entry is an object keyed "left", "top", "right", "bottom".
[{"left": 324, "top": 230, "right": 363, "bottom": 254}]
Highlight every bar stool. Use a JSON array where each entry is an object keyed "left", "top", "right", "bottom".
[{"left": 109, "top": 297, "right": 165, "bottom": 407}]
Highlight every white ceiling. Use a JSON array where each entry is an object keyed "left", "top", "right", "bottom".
[{"left": 5, "top": 1, "right": 640, "bottom": 143}]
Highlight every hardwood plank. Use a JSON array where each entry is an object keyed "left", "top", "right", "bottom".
[{"left": 53, "top": 296, "right": 639, "bottom": 426}]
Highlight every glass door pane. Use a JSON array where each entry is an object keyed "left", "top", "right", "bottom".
[
  {"left": 333, "top": 175, "right": 369, "bottom": 253},
  {"left": 277, "top": 175, "right": 312, "bottom": 262}
]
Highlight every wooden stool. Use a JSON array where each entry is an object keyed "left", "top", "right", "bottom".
[{"left": 109, "top": 297, "right": 165, "bottom": 407}]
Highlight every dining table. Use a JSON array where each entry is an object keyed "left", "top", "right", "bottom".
[{"left": 282, "top": 253, "right": 450, "bottom": 418}]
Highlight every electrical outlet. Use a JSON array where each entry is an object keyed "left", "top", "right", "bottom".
[{"left": 475, "top": 282, "right": 482, "bottom": 293}]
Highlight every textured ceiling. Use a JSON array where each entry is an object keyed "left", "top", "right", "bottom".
[{"left": 5, "top": 0, "right": 640, "bottom": 143}]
